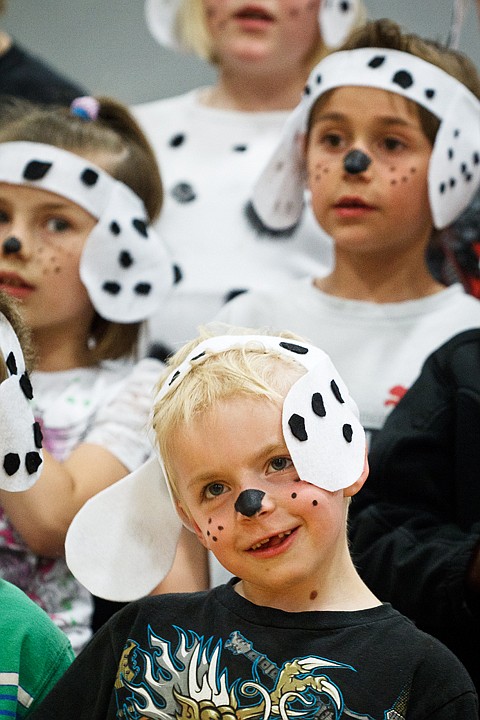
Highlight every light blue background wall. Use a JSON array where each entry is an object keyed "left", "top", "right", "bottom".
[{"left": 3, "top": 1, "right": 479, "bottom": 105}]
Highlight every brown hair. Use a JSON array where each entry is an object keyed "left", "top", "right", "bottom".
[
  {"left": 0, "top": 291, "right": 34, "bottom": 381},
  {"left": 0, "top": 97, "right": 164, "bottom": 362}
]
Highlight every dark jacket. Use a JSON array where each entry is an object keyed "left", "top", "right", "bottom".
[{"left": 350, "top": 328, "right": 480, "bottom": 688}]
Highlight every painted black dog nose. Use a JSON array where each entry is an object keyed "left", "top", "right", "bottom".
[
  {"left": 343, "top": 149, "right": 372, "bottom": 175},
  {"left": 235, "top": 489, "right": 265, "bottom": 517},
  {"left": 2, "top": 237, "right": 22, "bottom": 255}
]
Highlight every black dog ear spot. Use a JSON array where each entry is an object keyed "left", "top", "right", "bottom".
[
  {"left": 279, "top": 341, "right": 309, "bottom": 355},
  {"left": 6, "top": 352, "right": 17, "bottom": 375},
  {"left": 102, "top": 281, "right": 121, "bottom": 295},
  {"left": 330, "top": 379, "right": 344, "bottom": 404},
  {"left": 33, "top": 421, "right": 43, "bottom": 449},
  {"left": 19, "top": 373, "right": 33, "bottom": 400},
  {"left": 3, "top": 453, "right": 20, "bottom": 476},
  {"left": 311, "top": 392, "right": 326, "bottom": 417},
  {"left": 25, "top": 451, "right": 43, "bottom": 475},
  {"left": 81, "top": 168, "right": 99, "bottom": 187},
  {"left": 392, "top": 70, "right": 414, "bottom": 90},
  {"left": 134, "top": 282, "right": 152, "bottom": 296},
  {"left": 289, "top": 413, "right": 308, "bottom": 441},
  {"left": 342, "top": 424, "right": 353, "bottom": 443},
  {"left": 23, "top": 160, "right": 52, "bottom": 181},
  {"left": 132, "top": 219, "right": 148, "bottom": 238}
]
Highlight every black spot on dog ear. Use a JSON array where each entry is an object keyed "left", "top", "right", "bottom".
[
  {"left": 392, "top": 70, "right": 413, "bottom": 90},
  {"left": 81, "top": 168, "right": 99, "bottom": 187},
  {"left": 119, "top": 251, "right": 134, "bottom": 268},
  {"left": 279, "top": 341, "right": 308, "bottom": 355},
  {"left": 315, "top": 74, "right": 322, "bottom": 85},
  {"left": 190, "top": 351, "right": 206, "bottom": 362},
  {"left": 342, "top": 424, "right": 353, "bottom": 442},
  {"left": 20, "top": 373, "right": 33, "bottom": 400},
  {"left": 110, "top": 221, "right": 121, "bottom": 236},
  {"left": 134, "top": 282, "right": 152, "bottom": 296},
  {"left": 102, "top": 281, "right": 121, "bottom": 295},
  {"left": 425, "top": 89, "right": 435, "bottom": 100},
  {"left": 439, "top": 182, "right": 446, "bottom": 194},
  {"left": 168, "top": 370, "right": 180, "bottom": 386},
  {"left": 173, "top": 264, "right": 183, "bottom": 284},
  {"left": 224, "top": 288, "right": 247, "bottom": 303},
  {"left": 340, "top": 1, "right": 350, "bottom": 11},
  {"left": 171, "top": 182, "right": 196, "bottom": 204},
  {"left": 6, "top": 352, "right": 17, "bottom": 375},
  {"left": 169, "top": 133, "right": 186, "bottom": 148},
  {"left": 132, "top": 219, "right": 148, "bottom": 238},
  {"left": 304, "top": 84, "right": 311, "bottom": 96},
  {"left": 26, "top": 452, "right": 42, "bottom": 475},
  {"left": 473, "top": 152, "right": 480, "bottom": 165},
  {"left": 233, "top": 144, "right": 248, "bottom": 153},
  {"left": 368, "top": 55, "right": 385, "bottom": 69},
  {"left": 4, "top": 453, "right": 20, "bottom": 476},
  {"left": 33, "top": 421, "right": 43, "bottom": 449},
  {"left": 330, "top": 379, "right": 344, "bottom": 404},
  {"left": 23, "top": 160, "right": 52, "bottom": 181},
  {"left": 311, "top": 393, "right": 326, "bottom": 417},
  {"left": 289, "top": 413, "right": 308, "bottom": 441}
]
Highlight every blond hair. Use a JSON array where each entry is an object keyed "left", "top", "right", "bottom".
[
  {"left": 0, "top": 97, "right": 163, "bottom": 363},
  {"left": 152, "top": 325, "right": 307, "bottom": 499}
]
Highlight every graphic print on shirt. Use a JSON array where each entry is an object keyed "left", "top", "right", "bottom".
[{"left": 114, "top": 626, "right": 409, "bottom": 719}]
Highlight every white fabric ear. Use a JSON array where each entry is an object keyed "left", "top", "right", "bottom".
[
  {"left": 319, "top": 0, "right": 361, "bottom": 48},
  {"left": 0, "top": 314, "right": 43, "bottom": 491},
  {"left": 65, "top": 456, "right": 182, "bottom": 601},
  {"left": 144, "top": 0, "right": 182, "bottom": 50}
]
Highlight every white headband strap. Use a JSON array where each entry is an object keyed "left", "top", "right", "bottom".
[
  {"left": 251, "top": 48, "right": 480, "bottom": 231},
  {"left": 0, "top": 142, "right": 173, "bottom": 323},
  {"left": 65, "top": 334, "right": 365, "bottom": 601}
]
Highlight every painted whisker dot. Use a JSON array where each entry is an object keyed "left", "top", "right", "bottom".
[
  {"left": 312, "top": 500, "right": 318, "bottom": 506},
  {"left": 218, "top": 526, "right": 224, "bottom": 531},
  {"left": 212, "top": 536, "right": 218, "bottom": 542},
  {"left": 208, "top": 518, "right": 212, "bottom": 524},
  {"left": 291, "top": 493, "right": 297, "bottom": 499}
]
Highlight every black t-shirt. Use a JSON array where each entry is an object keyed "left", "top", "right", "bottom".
[
  {"left": 30, "top": 581, "right": 477, "bottom": 719},
  {"left": 0, "top": 41, "right": 85, "bottom": 107}
]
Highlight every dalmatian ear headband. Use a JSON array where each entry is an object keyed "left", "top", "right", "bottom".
[
  {"left": 65, "top": 334, "right": 365, "bottom": 601},
  {"left": 251, "top": 48, "right": 480, "bottom": 232},
  {"left": 145, "top": 0, "right": 361, "bottom": 52},
  {"left": 0, "top": 313, "right": 43, "bottom": 491},
  {"left": 0, "top": 141, "right": 174, "bottom": 323}
]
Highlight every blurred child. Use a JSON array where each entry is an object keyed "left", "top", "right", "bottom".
[
  {"left": 216, "top": 18, "right": 480, "bottom": 447},
  {"left": 0, "top": 96, "right": 180, "bottom": 653},
  {"left": 0, "top": 290, "right": 74, "bottom": 717},
  {"left": 30, "top": 328, "right": 477, "bottom": 718},
  {"left": 135, "top": 0, "right": 366, "bottom": 353}
]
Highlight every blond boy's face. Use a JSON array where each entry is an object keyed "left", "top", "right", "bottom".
[
  {"left": 170, "top": 394, "right": 360, "bottom": 605},
  {"left": 305, "top": 86, "right": 433, "bottom": 260}
]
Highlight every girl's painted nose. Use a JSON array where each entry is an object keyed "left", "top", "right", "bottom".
[
  {"left": 235, "top": 489, "right": 265, "bottom": 517},
  {"left": 343, "top": 149, "right": 372, "bottom": 174},
  {"left": 2, "top": 236, "right": 22, "bottom": 255}
]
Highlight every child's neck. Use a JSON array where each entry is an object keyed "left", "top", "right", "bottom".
[
  {"left": 201, "top": 67, "right": 308, "bottom": 112},
  {"left": 33, "top": 328, "right": 93, "bottom": 372},
  {"left": 315, "top": 252, "right": 445, "bottom": 303}
]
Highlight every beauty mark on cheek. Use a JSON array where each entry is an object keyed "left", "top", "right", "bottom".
[{"left": 310, "top": 590, "right": 318, "bottom": 601}]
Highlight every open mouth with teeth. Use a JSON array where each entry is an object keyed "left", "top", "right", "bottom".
[{"left": 249, "top": 529, "right": 295, "bottom": 551}]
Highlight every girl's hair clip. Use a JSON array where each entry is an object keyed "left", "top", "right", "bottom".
[{"left": 70, "top": 96, "right": 100, "bottom": 121}]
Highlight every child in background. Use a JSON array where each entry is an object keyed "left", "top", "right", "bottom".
[
  {"left": 0, "top": 95, "right": 190, "bottom": 654},
  {"left": 0, "top": 290, "right": 74, "bottom": 718},
  {"left": 30, "top": 328, "right": 477, "bottom": 719},
  {"left": 135, "top": 0, "right": 366, "bottom": 354},
  {"left": 216, "top": 18, "right": 480, "bottom": 447}
]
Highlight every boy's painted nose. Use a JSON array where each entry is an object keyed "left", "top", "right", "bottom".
[
  {"left": 235, "top": 489, "right": 265, "bottom": 517},
  {"left": 2, "top": 236, "right": 22, "bottom": 255},
  {"left": 343, "top": 149, "right": 372, "bottom": 174}
]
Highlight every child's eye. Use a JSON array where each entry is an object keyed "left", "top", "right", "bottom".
[
  {"left": 322, "top": 133, "right": 344, "bottom": 149},
  {"left": 382, "top": 137, "right": 405, "bottom": 152},
  {"left": 204, "top": 482, "right": 227, "bottom": 500},
  {"left": 268, "top": 457, "right": 293, "bottom": 473},
  {"left": 46, "top": 217, "right": 71, "bottom": 233}
]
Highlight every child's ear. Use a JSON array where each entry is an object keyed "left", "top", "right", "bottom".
[
  {"left": 175, "top": 500, "right": 208, "bottom": 548},
  {"left": 343, "top": 449, "right": 369, "bottom": 498}
]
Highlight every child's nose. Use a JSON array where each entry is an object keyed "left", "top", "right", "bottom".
[
  {"left": 2, "top": 236, "right": 22, "bottom": 255},
  {"left": 234, "top": 489, "right": 265, "bottom": 517},
  {"left": 343, "top": 149, "right": 372, "bottom": 175}
]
